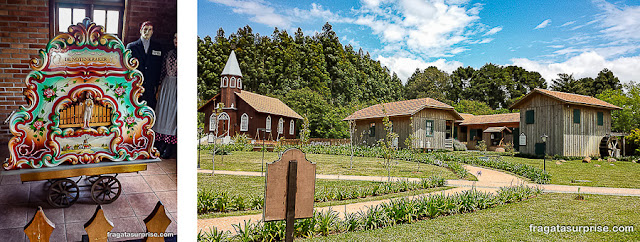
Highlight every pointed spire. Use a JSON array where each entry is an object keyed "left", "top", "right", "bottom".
[{"left": 221, "top": 50, "right": 242, "bottom": 77}]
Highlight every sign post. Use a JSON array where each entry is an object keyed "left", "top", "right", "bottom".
[{"left": 264, "top": 148, "right": 316, "bottom": 242}]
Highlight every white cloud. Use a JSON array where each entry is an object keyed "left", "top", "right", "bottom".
[
  {"left": 534, "top": 19, "right": 551, "bottom": 29},
  {"left": 351, "top": 0, "right": 481, "bottom": 57},
  {"left": 510, "top": 51, "right": 640, "bottom": 84},
  {"left": 377, "top": 55, "right": 463, "bottom": 83},
  {"left": 483, "top": 26, "right": 502, "bottom": 36},
  {"left": 209, "top": 0, "right": 291, "bottom": 28},
  {"left": 594, "top": 0, "right": 640, "bottom": 42},
  {"left": 560, "top": 21, "right": 576, "bottom": 27}
]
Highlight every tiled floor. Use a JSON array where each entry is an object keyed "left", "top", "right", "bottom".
[{"left": 0, "top": 159, "right": 177, "bottom": 242}]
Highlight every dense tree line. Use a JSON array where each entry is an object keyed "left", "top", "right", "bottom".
[
  {"left": 198, "top": 23, "right": 403, "bottom": 138},
  {"left": 198, "top": 23, "right": 629, "bottom": 139}
]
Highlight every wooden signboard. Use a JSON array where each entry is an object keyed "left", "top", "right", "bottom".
[
  {"left": 519, "top": 133, "right": 527, "bottom": 146},
  {"left": 264, "top": 148, "right": 316, "bottom": 221},
  {"left": 4, "top": 18, "right": 159, "bottom": 170}
]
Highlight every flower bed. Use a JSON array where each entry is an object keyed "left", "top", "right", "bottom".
[
  {"left": 198, "top": 184, "right": 543, "bottom": 241},
  {"left": 198, "top": 177, "right": 445, "bottom": 215}
]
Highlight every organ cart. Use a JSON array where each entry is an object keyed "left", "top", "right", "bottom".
[{"left": 1, "top": 18, "right": 160, "bottom": 208}]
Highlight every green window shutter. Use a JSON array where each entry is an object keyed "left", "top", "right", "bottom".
[
  {"left": 597, "top": 112, "right": 603, "bottom": 126},
  {"left": 426, "top": 120, "right": 434, "bottom": 137},
  {"left": 573, "top": 109, "right": 581, "bottom": 124},
  {"left": 369, "top": 123, "right": 375, "bottom": 137},
  {"left": 526, "top": 110, "right": 535, "bottom": 124}
]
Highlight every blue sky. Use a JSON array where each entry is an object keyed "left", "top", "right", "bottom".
[{"left": 199, "top": 0, "right": 640, "bottom": 84}]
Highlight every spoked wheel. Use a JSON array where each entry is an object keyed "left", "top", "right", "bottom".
[
  {"left": 47, "top": 178, "right": 79, "bottom": 208},
  {"left": 90, "top": 176, "right": 122, "bottom": 204}
]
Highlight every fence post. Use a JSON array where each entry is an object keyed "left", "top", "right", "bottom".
[
  {"left": 143, "top": 201, "right": 172, "bottom": 242},
  {"left": 24, "top": 206, "right": 55, "bottom": 242},
  {"left": 84, "top": 205, "right": 113, "bottom": 242}
]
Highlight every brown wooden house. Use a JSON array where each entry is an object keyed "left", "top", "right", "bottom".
[
  {"left": 343, "top": 98, "right": 463, "bottom": 150},
  {"left": 510, "top": 88, "right": 622, "bottom": 157},
  {"left": 456, "top": 113, "right": 520, "bottom": 150},
  {"left": 198, "top": 51, "right": 303, "bottom": 142}
]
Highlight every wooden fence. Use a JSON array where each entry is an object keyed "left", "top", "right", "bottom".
[{"left": 24, "top": 201, "right": 174, "bottom": 242}]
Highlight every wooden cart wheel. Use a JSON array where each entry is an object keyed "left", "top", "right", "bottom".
[
  {"left": 47, "top": 178, "right": 79, "bottom": 208},
  {"left": 90, "top": 176, "right": 122, "bottom": 204}
]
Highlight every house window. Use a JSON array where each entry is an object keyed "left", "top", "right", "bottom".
[
  {"left": 238, "top": 78, "right": 242, "bottom": 89},
  {"left": 221, "top": 77, "right": 228, "bottom": 88},
  {"left": 266, "top": 116, "right": 271, "bottom": 132},
  {"left": 230, "top": 77, "right": 236, "bottom": 88},
  {"left": 426, "top": 120, "right": 434, "bottom": 137},
  {"left": 289, "top": 120, "right": 295, "bottom": 135},
  {"left": 240, "top": 113, "right": 248, "bottom": 131},
  {"left": 597, "top": 112, "right": 604, "bottom": 126},
  {"left": 54, "top": 1, "right": 124, "bottom": 37},
  {"left": 573, "top": 109, "right": 581, "bottom": 124},
  {"left": 369, "top": 123, "right": 375, "bottom": 137},
  {"left": 525, "top": 110, "right": 535, "bottom": 124}
]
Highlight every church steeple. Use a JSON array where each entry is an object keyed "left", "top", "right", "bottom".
[{"left": 220, "top": 50, "right": 242, "bottom": 109}]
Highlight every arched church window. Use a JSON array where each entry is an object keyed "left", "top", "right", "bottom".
[
  {"left": 266, "top": 116, "right": 271, "bottom": 132},
  {"left": 240, "top": 113, "right": 249, "bottom": 131},
  {"left": 278, "top": 118, "right": 284, "bottom": 134},
  {"left": 289, "top": 120, "right": 295, "bottom": 135},
  {"left": 230, "top": 77, "right": 236, "bottom": 88}
]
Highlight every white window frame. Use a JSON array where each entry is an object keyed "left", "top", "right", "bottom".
[
  {"left": 221, "top": 76, "right": 228, "bottom": 88},
  {"left": 240, "top": 113, "right": 249, "bottom": 131},
  {"left": 230, "top": 77, "right": 236, "bottom": 88},
  {"left": 266, "top": 115, "right": 271, "bottom": 132},
  {"left": 289, "top": 120, "right": 295, "bottom": 135},
  {"left": 237, "top": 78, "right": 242, "bottom": 89},
  {"left": 278, "top": 118, "right": 284, "bottom": 134}
]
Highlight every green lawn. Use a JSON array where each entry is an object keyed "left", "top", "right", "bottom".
[
  {"left": 305, "top": 193, "right": 640, "bottom": 241},
  {"left": 198, "top": 151, "right": 471, "bottom": 180},
  {"left": 197, "top": 174, "right": 451, "bottom": 219},
  {"left": 461, "top": 151, "right": 640, "bottom": 189}
]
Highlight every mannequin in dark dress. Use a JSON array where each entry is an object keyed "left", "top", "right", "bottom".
[{"left": 126, "top": 21, "right": 163, "bottom": 109}]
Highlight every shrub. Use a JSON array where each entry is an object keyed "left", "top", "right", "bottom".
[{"left": 453, "top": 139, "right": 467, "bottom": 151}]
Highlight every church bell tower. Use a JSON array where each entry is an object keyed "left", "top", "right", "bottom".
[{"left": 219, "top": 50, "right": 242, "bottom": 109}]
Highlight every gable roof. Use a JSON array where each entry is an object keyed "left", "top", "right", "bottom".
[
  {"left": 458, "top": 113, "right": 520, "bottom": 126},
  {"left": 221, "top": 50, "right": 242, "bottom": 77},
  {"left": 510, "top": 88, "right": 621, "bottom": 110},
  {"left": 236, "top": 91, "right": 303, "bottom": 119},
  {"left": 343, "top": 98, "right": 462, "bottom": 121}
]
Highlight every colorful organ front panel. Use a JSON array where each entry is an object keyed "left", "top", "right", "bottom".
[{"left": 4, "top": 18, "right": 159, "bottom": 170}]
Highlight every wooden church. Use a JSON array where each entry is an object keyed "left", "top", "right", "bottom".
[{"left": 198, "top": 51, "right": 303, "bottom": 142}]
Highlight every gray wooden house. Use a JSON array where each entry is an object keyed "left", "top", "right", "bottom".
[
  {"left": 510, "top": 88, "right": 622, "bottom": 157},
  {"left": 343, "top": 98, "right": 463, "bottom": 150}
]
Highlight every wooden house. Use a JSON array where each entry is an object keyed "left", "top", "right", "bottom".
[
  {"left": 343, "top": 98, "right": 463, "bottom": 150},
  {"left": 456, "top": 113, "right": 520, "bottom": 151},
  {"left": 198, "top": 51, "right": 303, "bottom": 142},
  {"left": 510, "top": 88, "right": 622, "bottom": 157}
]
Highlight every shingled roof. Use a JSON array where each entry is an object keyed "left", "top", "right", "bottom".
[
  {"left": 343, "top": 98, "right": 462, "bottom": 121},
  {"left": 511, "top": 88, "right": 622, "bottom": 110},
  {"left": 458, "top": 113, "right": 520, "bottom": 126},
  {"left": 236, "top": 91, "right": 303, "bottom": 119}
]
